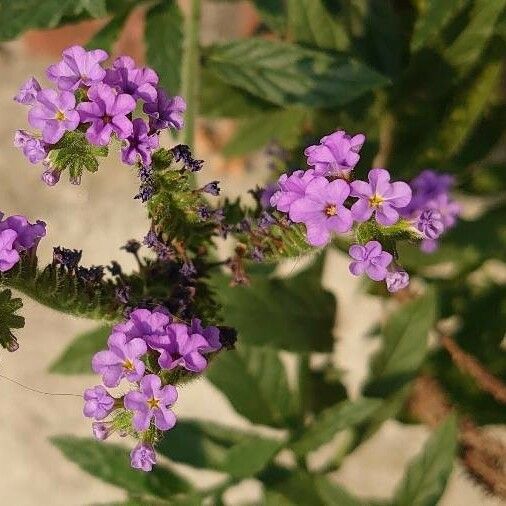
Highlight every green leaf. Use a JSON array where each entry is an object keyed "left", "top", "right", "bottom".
[
  {"left": 364, "top": 289, "right": 437, "bottom": 397},
  {"left": 52, "top": 436, "right": 193, "bottom": 498},
  {"left": 252, "top": 0, "right": 286, "bottom": 33},
  {"left": 49, "top": 325, "right": 110, "bottom": 374},
  {"left": 444, "top": 0, "right": 506, "bottom": 74},
  {"left": 86, "top": 8, "right": 132, "bottom": 52},
  {"left": 287, "top": 0, "right": 348, "bottom": 51},
  {"left": 223, "top": 108, "right": 308, "bottom": 156},
  {"left": 206, "top": 344, "right": 297, "bottom": 427},
  {"left": 210, "top": 256, "right": 335, "bottom": 352},
  {"left": 392, "top": 415, "right": 458, "bottom": 506},
  {"left": 80, "top": 0, "right": 107, "bottom": 18},
  {"left": 145, "top": 0, "right": 183, "bottom": 94},
  {"left": 157, "top": 420, "right": 283, "bottom": 478},
  {"left": 204, "top": 39, "right": 389, "bottom": 108},
  {"left": 290, "top": 398, "right": 382, "bottom": 456},
  {"left": 411, "top": 0, "right": 468, "bottom": 52},
  {"left": 0, "top": 289, "right": 24, "bottom": 351}
]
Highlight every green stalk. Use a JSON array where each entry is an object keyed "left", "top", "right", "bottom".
[{"left": 181, "top": 0, "right": 201, "bottom": 149}]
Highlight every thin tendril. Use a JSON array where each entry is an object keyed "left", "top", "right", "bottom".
[{"left": 0, "top": 373, "right": 82, "bottom": 398}]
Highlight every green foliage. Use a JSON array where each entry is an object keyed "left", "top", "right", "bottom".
[
  {"left": 49, "top": 325, "right": 111, "bottom": 374},
  {"left": 0, "top": 289, "right": 24, "bottom": 351}
]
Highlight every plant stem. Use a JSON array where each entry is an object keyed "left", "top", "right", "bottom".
[{"left": 181, "top": 0, "right": 201, "bottom": 150}]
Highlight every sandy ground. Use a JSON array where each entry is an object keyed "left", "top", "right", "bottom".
[{"left": 0, "top": 44, "right": 502, "bottom": 506}]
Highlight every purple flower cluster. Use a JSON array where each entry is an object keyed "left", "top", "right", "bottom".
[
  {"left": 14, "top": 45, "right": 185, "bottom": 186},
  {"left": 84, "top": 308, "right": 221, "bottom": 472},
  {"left": 399, "top": 170, "right": 460, "bottom": 252},
  {"left": 0, "top": 212, "right": 46, "bottom": 272}
]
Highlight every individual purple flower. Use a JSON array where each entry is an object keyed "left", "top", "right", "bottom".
[
  {"left": 270, "top": 169, "right": 316, "bottom": 214},
  {"left": 105, "top": 56, "right": 159, "bottom": 102},
  {"left": 0, "top": 214, "right": 46, "bottom": 252},
  {"left": 78, "top": 84, "right": 136, "bottom": 146},
  {"left": 91, "top": 332, "right": 147, "bottom": 387},
  {"left": 385, "top": 270, "right": 410, "bottom": 293},
  {"left": 28, "top": 89, "right": 80, "bottom": 144},
  {"left": 47, "top": 45, "right": 108, "bottom": 91},
  {"left": 124, "top": 374, "right": 177, "bottom": 432},
  {"left": 417, "top": 209, "right": 444, "bottom": 240},
  {"left": 143, "top": 89, "right": 186, "bottom": 131},
  {"left": 41, "top": 166, "right": 61, "bottom": 186},
  {"left": 0, "top": 229, "right": 20, "bottom": 273},
  {"left": 114, "top": 308, "right": 171, "bottom": 345},
  {"left": 154, "top": 323, "right": 209, "bottom": 372},
  {"left": 92, "top": 421, "right": 113, "bottom": 441},
  {"left": 350, "top": 168, "right": 412, "bottom": 226},
  {"left": 304, "top": 130, "right": 365, "bottom": 178},
  {"left": 14, "top": 130, "right": 47, "bottom": 164},
  {"left": 121, "top": 118, "right": 159, "bottom": 166},
  {"left": 83, "top": 385, "right": 115, "bottom": 420},
  {"left": 348, "top": 241, "right": 393, "bottom": 281},
  {"left": 14, "top": 77, "right": 41, "bottom": 105},
  {"left": 130, "top": 443, "right": 156, "bottom": 472},
  {"left": 427, "top": 193, "right": 460, "bottom": 230},
  {"left": 289, "top": 177, "right": 353, "bottom": 247},
  {"left": 190, "top": 318, "right": 221, "bottom": 353}
]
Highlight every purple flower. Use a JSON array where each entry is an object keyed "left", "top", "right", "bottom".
[
  {"left": 114, "top": 308, "right": 171, "bottom": 345},
  {"left": 200, "top": 181, "right": 220, "bottom": 196},
  {"left": 28, "top": 89, "right": 80, "bottom": 144},
  {"left": 47, "top": 45, "right": 108, "bottom": 91},
  {"left": 41, "top": 167, "right": 61, "bottom": 186},
  {"left": 143, "top": 89, "right": 186, "bottom": 131},
  {"left": 270, "top": 169, "right": 316, "bottom": 214},
  {"left": 14, "top": 77, "right": 41, "bottom": 105},
  {"left": 289, "top": 177, "right": 353, "bottom": 247},
  {"left": 351, "top": 168, "right": 412, "bottom": 226},
  {"left": 92, "top": 421, "right": 113, "bottom": 441},
  {"left": 304, "top": 130, "right": 365, "bottom": 178},
  {"left": 421, "top": 238, "right": 439, "bottom": 253},
  {"left": 124, "top": 374, "right": 177, "bottom": 432},
  {"left": 417, "top": 209, "right": 444, "bottom": 239},
  {"left": 105, "top": 56, "right": 158, "bottom": 102},
  {"left": 385, "top": 270, "right": 410, "bottom": 293},
  {"left": 14, "top": 130, "right": 47, "bottom": 164},
  {"left": 154, "top": 323, "right": 209, "bottom": 372},
  {"left": 83, "top": 385, "right": 115, "bottom": 420},
  {"left": 78, "top": 84, "right": 136, "bottom": 146},
  {"left": 190, "top": 318, "right": 221, "bottom": 353},
  {"left": 427, "top": 193, "right": 460, "bottom": 230},
  {"left": 348, "top": 241, "right": 393, "bottom": 281},
  {"left": 91, "top": 332, "right": 147, "bottom": 387},
  {"left": 0, "top": 229, "right": 20, "bottom": 273},
  {"left": 260, "top": 184, "right": 277, "bottom": 210},
  {"left": 0, "top": 214, "right": 46, "bottom": 252},
  {"left": 130, "top": 443, "right": 156, "bottom": 472},
  {"left": 121, "top": 118, "right": 159, "bottom": 165}
]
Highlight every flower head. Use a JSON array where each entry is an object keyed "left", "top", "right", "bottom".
[
  {"left": 28, "top": 89, "right": 80, "bottom": 144},
  {"left": 14, "top": 77, "right": 41, "bottom": 105},
  {"left": 143, "top": 89, "right": 186, "bottom": 131},
  {"left": 0, "top": 229, "right": 20, "bottom": 272},
  {"left": 47, "top": 45, "right": 108, "bottom": 91},
  {"left": 77, "top": 84, "right": 136, "bottom": 145},
  {"left": 385, "top": 270, "right": 410, "bottom": 293},
  {"left": 351, "top": 168, "right": 412, "bottom": 226},
  {"left": 289, "top": 177, "right": 353, "bottom": 246},
  {"left": 0, "top": 214, "right": 46, "bottom": 252},
  {"left": 348, "top": 241, "right": 393, "bottom": 281},
  {"left": 130, "top": 443, "right": 156, "bottom": 472},
  {"left": 83, "top": 385, "right": 115, "bottom": 420},
  {"left": 105, "top": 56, "right": 159, "bottom": 102},
  {"left": 121, "top": 118, "right": 159, "bottom": 166},
  {"left": 92, "top": 332, "right": 146, "bottom": 387},
  {"left": 14, "top": 130, "right": 47, "bottom": 164},
  {"left": 304, "top": 130, "right": 365, "bottom": 178},
  {"left": 124, "top": 374, "right": 177, "bottom": 431},
  {"left": 270, "top": 169, "right": 316, "bottom": 214}
]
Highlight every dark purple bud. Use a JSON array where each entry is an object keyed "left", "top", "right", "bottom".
[
  {"left": 53, "top": 246, "right": 82, "bottom": 270},
  {"left": 258, "top": 211, "right": 276, "bottom": 230},
  {"left": 107, "top": 260, "right": 122, "bottom": 277},
  {"left": 251, "top": 246, "right": 264, "bottom": 262},
  {"left": 197, "top": 206, "right": 212, "bottom": 220},
  {"left": 115, "top": 285, "right": 131, "bottom": 304},
  {"left": 41, "top": 168, "right": 61, "bottom": 187},
  {"left": 180, "top": 261, "right": 197, "bottom": 278},
  {"left": 138, "top": 165, "right": 153, "bottom": 182},
  {"left": 201, "top": 181, "right": 220, "bottom": 196},
  {"left": 77, "top": 265, "right": 104, "bottom": 284},
  {"left": 217, "top": 326, "right": 237, "bottom": 350}
]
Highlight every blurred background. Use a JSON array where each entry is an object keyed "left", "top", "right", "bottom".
[{"left": 0, "top": 0, "right": 505, "bottom": 504}]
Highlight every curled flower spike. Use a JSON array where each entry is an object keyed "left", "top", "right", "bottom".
[{"left": 348, "top": 241, "right": 393, "bottom": 281}]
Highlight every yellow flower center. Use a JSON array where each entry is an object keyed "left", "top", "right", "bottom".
[
  {"left": 122, "top": 359, "right": 135, "bottom": 372},
  {"left": 147, "top": 397, "right": 160, "bottom": 409},
  {"left": 55, "top": 110, "right": 66, "bottom": 121},
  {"left": 324, "top": 204, "right": 338, "bottom": 217},
  {"left": 369, "top": 194, "right": 384, "bottom": 208}
]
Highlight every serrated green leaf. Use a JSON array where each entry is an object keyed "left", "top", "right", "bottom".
[
  {"left": 52, "top": 436, "right": 193, "bottom": 498},
  {"left": 205, "top": 39, "right": 389, "bottom": 108},
  {"left": 206, "top": 344, "right": 297, "bottom": 427},
  {"left": 290, "top": 398, "right": 382, "bottom": 456},
  {"left": 49, "top": 325, "right": 110, "bottom": 374},
  {"left": 145, "top": 0, "right": 183, "bottom": 94},
  {"left": 364, "top": 289, "right": 437, "bottom": 397},
  {"left": 0, "top": 289, "right": 24, "bottom": 351},
  {"left": 223, "top": 108, "right": 308, "bottom": 156},
  {"left": 210, "top": 256, "right": 335, "bottom": 352},
  {"left": 392, "top": 415, "right": 458, "bottom": 506}
]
